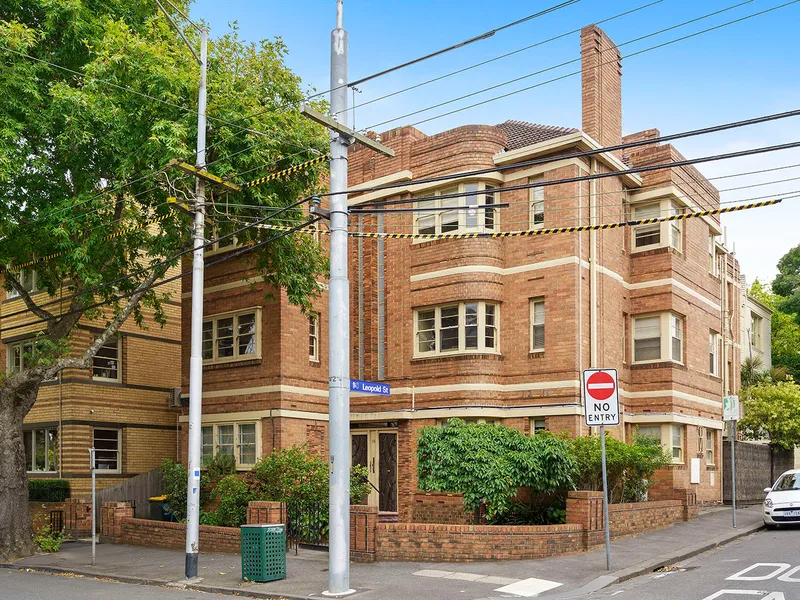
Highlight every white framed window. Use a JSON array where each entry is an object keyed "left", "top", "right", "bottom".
[
  {"left": 6, "top": 269, "right": 38, "bottom": 298},
  {"left": 751, "top": 313, "right": 763, "bottom": 350},
  {"left": 530, "top": 298, "right": 545, "bottom": 352},
  {"left": 532, "top": 418, "right": 547, "bottom": 433},
  {"left": 202, "top": 309, "right": 260, "bottom": 364},
  {"left": 206, "top": 227, "right": 240, "bottom": 255},
  {"left": 414, "top": 302, "right": 499, "bottom": 357},
  {"left": 437, "top": 418, "right": 496, "bottom": 427},
  {"left": 200, "top": 422, "right": 259, "bottom": 469},
  {"left": 309, "top": 313, "right": 320, "bottom": 362},
  {"left": 7, "top": 339, "right": 35, "bottom": 373},
  {"left": 708, "top": 233, "right": 720, "bottom": 276},
  {"left": 709, "top": 331, "right": 721, "bottom": 377},
  {"left": 706, "top": 429, "right": 715, "bottom": 465},
  {"left": 622, "top": 313, "right": 629, "bottom": 364},
  {"left": 92, "top": 337, "right": 121, "bottom": 382},
  {"left": 24, "top": 427, "right": 58, "bottom": 473},
  {"left": 413, "top": 182, "right": 498, "bottom": 236},
  {"left": 632, "top": 313, "right": 684, "bottom": 364},
  {"left": 631, "top": 200, "right": 683, "bottom": 253},
  {"left": 671, "top": 425, "right": 683, "bottom": 463},
  {"left": 529, "top": 176, "right": 545, "bottom": 229},
  {"left": 93, "top": 428, "right": 121, "bottom": 472},
  {"left": 636, "top": 425, "right": 662, "bottom": 442}
]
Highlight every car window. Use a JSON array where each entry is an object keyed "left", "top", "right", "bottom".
[{"left": 774, "top": 473, "right": 800, "bottom": 491}]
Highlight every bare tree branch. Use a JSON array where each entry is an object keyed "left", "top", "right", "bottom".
[{"left": 4, "top": 271, "right": 54, "bottom": 322}]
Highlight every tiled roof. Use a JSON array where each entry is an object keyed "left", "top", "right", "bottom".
[{"left": 495, "top": 120, "right": 578, "bottom": 150}]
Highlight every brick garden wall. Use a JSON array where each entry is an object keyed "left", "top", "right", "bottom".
[
  {"left": 411, "top": 492, "right": 474, "bottom": 525},
  {"left": 119, "top": 518, "right": 241, "bottom": 554}
]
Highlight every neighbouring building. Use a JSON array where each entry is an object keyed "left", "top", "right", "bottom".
[
  {"left": 740, "top": 275, "right": 773, "bottom": 372},
  {"left": 2, "top": 269, "right": 182, "bottom": 496},
  {"left": 179, "top": 25, "right": 741, "bottom": 517}
]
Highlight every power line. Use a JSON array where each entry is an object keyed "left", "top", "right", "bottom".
[
  {"left": 313, "top": 107, "right": 800, "bottom": 201},
  {"left": 363, "top": 0, "right": 770, "bottom": 131},
  {"left": 341, "top": 0, "right": 664, "bottom": 117},
  {"left": 0, "top": 217, "right": 320, "bottom": 335},
  {"left": 351, "top": 140, "right": 800, "bottom": 209},
  {"left": 344, "top": 0, "right": 581, "bottom": 90}
]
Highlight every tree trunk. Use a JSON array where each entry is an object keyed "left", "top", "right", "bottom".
[{"left": 0, "top": 391, "right": 37, "bottom": 561}]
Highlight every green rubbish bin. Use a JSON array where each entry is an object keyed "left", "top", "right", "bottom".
[{"left": 241, "top": 523, "right": 286, "bottom": 582}]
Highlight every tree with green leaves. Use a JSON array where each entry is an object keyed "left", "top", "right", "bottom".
[
  {"left": 739, "top": 381, "right": 800, "bottom": 451},
  {"left": 773, "top": 245, "right": 800, "bottom": 320},
  {"left": 749, "top": 280, "right": 800, "bottom": 381},
  {"left": 0, "top": 0, "right": 327, "bottom": 560}
]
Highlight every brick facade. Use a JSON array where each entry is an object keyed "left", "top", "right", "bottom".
[{"left": 177, "top": 25, "right": 741, "bottom": 527}]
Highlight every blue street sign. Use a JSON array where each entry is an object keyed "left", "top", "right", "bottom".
[{"left": 350, "top": 379, "right": 391, "bottom": 396}]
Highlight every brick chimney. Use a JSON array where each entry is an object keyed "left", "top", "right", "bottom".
[{"left": 581, "top": 25, "right": 622, "bottom": 152}]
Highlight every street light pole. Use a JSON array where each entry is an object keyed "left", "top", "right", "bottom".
[
  {"left": 185, "top": 25, "right": 209, "bottom": 580},
  {"left": 326, "top": 1, "right": 353, "bottom": 595}
]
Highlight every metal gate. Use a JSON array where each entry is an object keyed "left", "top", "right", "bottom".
[{"left": 286, "top": 500, "right": 329, "bottom": 554}]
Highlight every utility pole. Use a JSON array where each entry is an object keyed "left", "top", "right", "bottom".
[
  {"left": 300, "top": 3, "right": 393, "bottom": 595},
  {"left": 185, "top": 25, "right": 208, "bottom": 580}
]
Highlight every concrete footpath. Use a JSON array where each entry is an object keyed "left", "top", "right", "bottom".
[{"left": 2, "top": 506, "right": 764, "bottom": 599}]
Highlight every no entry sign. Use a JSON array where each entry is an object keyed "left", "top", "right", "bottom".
[{"left": 583, "top": 368, "right": 620, "bottom": 426}]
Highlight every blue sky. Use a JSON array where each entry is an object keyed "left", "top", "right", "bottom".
[{"left": 190, "top": 0, "right": 800, "bottom": 284}]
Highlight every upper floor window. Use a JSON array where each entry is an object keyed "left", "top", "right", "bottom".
[
  {"left": 414, "top": 182, "right": 497, "bottom": 236},
  {"left": 530, "top": 298, "right": 545, "bottom": 352},
  {"left": 751, "top": 313, "right": 763, "bottom": 350},
  {"left": 709, "top": 331, "right": 721, "bottom": 377},
  {"left": 24, "top": 427, "right": 58, "bottom": 473},
  {"left": 631, "top": 200, "right": 683, "bottom": 253},
  {"left": 201, "top": 422, "right": 258, "bottom": 469},
  {"left": 7, "top": 339, "right": 35, "bottom": 373},
  {"left": 632, "top": 312, "right": 684, "bottom": 364},
  {"left": 206, "top": 227, "right": 240, "bottom": 255},
  {"left": 708, "top": 233, "right": 720, "bottom": 276},
  {"left": 202, "top": 309, "right": 260, "bottom": 364},
  {"left": 309, "top": 313, "right": 320, "bottom": 362},
  {"left": 93, "top": 337, "right": 121, "bottom": 382},
  {"left": 6, "top": 269, "right": 38, "bottom": 298},
  {"left": 706, "top": 429, "right": 715, "bottom": 465},
  {"left": 529, "top": 176, "right": 545, "bottom": 229},
  {"left": 414, "top": 301, "right": 499, "bottom": 357}
]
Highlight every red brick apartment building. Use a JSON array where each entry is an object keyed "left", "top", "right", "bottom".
[{"left": 180, "top": 25, "right": 740, "bottom": 517}]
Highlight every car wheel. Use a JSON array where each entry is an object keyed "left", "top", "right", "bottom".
[{"left": 764, "top": 523, "right": 778, "bottom": 530}]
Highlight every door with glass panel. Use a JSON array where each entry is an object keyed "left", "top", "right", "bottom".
[{"left": 350, "top": 429, "right": 397, "bottom": 512}]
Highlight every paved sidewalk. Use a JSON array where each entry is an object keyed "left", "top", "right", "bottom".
[{"left": 2, "top": 506, "right": 764, "bottom": 599}]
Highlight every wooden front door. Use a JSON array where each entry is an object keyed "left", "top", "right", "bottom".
[{"left": 350, "top": 429, "right": 397, "bottom": 512}]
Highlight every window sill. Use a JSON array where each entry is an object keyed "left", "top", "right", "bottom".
[
  {"left": 529, "top": 350, "right": 545, "bottom": 358},
  {"left": 411, "top": 352, "right": 503, "bottom": 365},
  {"left": 309, "top": 359, "right": 321, "bottom": 367},
  {"left": 203, "top": 356, "right": 262, "bottom": 370},
  {"left": 411, "top": 234, "right": 499, "bottom": 248},
  {"left": 630, "top": 246, "right": 672, "bottom": 257},
  {"left": 631, "top": 360, "right": 687, "bottom": 371},
  {"left": 92, "top": 376, "right": 121, "bottom": 383}
]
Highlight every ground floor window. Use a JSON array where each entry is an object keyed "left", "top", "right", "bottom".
[
  {"left": 93, "top": 428, "right": 121, "bottom": 472},
  {"left": 24, "top": 427, "right": 58, "bottom": 472},
  {"left": 634, "top": 423, "right": 684, "bottom": 464},
  {"left": 201, "top": 422, "right": 258, "bottom": 469}
]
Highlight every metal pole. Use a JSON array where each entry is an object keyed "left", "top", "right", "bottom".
[
  {"left": 90, "top": 448, "right": 96, "bottom": 566},
  {"left": 326, "top": 0, "right": 353, "bottom": 595},
  {"left": 730, "top": 419, "right": 737, "bottom": 528},
  {"left": 185, "top": 26, "right": 208, "bottom": 580},
  {"left": 599, "top": 425, "right": 611, "bottom": 570}
]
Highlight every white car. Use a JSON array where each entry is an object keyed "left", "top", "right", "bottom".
[{"left": 763, "top": 469, "right": 800, "bottom": 528}]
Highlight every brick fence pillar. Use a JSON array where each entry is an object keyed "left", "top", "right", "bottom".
[
  {"left": 674, "top": 489, "right": 698, "bottom": 522},
  {"left": 65, "top": 497, "right": 93, "bottom": 537},
  {"left": 350, "top": 504, "right": 378, "bottom": 562},
  {"left": 246, "top": 501, "right": 286, "bottom": 526},
  {"left": 566, "top": 490, "right": 604, "bottom": 549},
  {"left": 100, "top": 501, "right": 134, "bottom": 543}
]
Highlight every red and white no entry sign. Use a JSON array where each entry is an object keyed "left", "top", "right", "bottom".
[{"left": 583, "top": 368, "right": 620, "bottom": 426}]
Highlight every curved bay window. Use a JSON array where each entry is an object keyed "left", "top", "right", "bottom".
[{"left": 414, "top": 301, "right": 499, "bottom": 357}]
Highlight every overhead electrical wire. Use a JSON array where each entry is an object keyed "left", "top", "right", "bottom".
[
  {"left": 0, "top": 217, "right": 320, "bottom": 335},
  {"left": 341, "top": 0, "right": 665, "bottom": 116},
  {"left": 350, "top": 140, "right": 800, "bottom": 210},
  {"left": 364, "top": 0, "right": 797, "bottom": 131}
]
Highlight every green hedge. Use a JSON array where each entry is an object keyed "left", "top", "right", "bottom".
[{"left": 28, "top": 479, "right": 70, "bottom": 502}]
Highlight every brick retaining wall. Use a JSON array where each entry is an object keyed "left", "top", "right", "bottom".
[
  {"left": 119, "top": 518, "right": 241, "bottom": 554},
  {"left": 411, "top": 492, "right": 474, "bottom": 524},
  {"left": 377, "top": 523, "right": 585, "bottom": 561}
]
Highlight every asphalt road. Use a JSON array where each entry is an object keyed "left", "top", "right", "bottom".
[
  {"left": 0, "top": 568, "right": 237, "bottom": 600},
  {"left": 584, "top": 526, "right": 800, "bottom": 600}
]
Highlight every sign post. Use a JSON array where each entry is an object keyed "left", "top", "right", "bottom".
[
  {"left": 583, "top": 368, "right": 620, "bottom": 571},
  {"left": 89, "top": 447, "right": 96, "bottom": 566},
  {"left": 723, "top": 395, "right": 740, "bottom": 528}
]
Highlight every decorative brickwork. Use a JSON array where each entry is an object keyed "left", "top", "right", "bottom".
[{"left": 350, "top": 504, "right": 378, "bottom": 562}]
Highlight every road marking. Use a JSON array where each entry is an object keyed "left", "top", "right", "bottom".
[
  {"left": 412, "top": 570, "right": 520, "bottom": 586},
  {"left": 494, "top": 577, "right": 563, "bottom": 597},
  {"left": 701, "top": 591, "right": 765, "bottom": 600},
  {"left": 777, "top": 566, "right": 800, "bottom": 582},
  {"left": 727, "top": 564, "right": 792, "bottom": 581}
]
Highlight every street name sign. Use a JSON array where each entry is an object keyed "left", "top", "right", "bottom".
[
  {"left": 583, "top": 368, "right": 620, "bottom": 426},
  {"left": 350, "top": 379, "right": 391, "bottom": 396}
]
